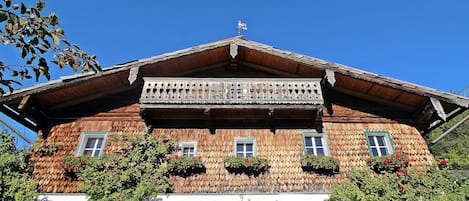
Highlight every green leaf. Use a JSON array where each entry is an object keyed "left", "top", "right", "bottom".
[
  {"left": 55, "top": 28, "right": 64, "bottom": 36},
  {"left": 12, "top": 4, "right": 19, "bottom": 10},
  {"left": 51, "top": 33, "right": 60, "bottom": 46},
  {"left": 48, "top": 13, "right": 59, "bottom": 26},
  {"left": 5, "top": 0, "right": 12, "bottom": 8},
  {"left": 21, "top": 47, "right": 28, "bottom": 58},
  {"left": 20, "top": 3, "right": 27, "bottom": 14},
  {"left": 11, "top": 71, "right": 18, "bottom": 77},
  {"left": 0, "top": 12, "right": 7, "bottom": 23},
  {"left": 37, "top": 1, "right": 46, "bottom": 11}
]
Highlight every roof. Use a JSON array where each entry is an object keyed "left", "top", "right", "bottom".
[{"left": 1, "top": 36, "right": 468, "bottom": 132}]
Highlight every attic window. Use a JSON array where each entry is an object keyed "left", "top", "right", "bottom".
[
  {"left": 234, "top": 137, "right": 256, "bottom": 157},
  {"left": 302, "top": 131, "right": 330, "bottom": 156},
  {"left": 179, "top": 141, "right": 197, "bottom": 157},
  {"left": 365, "top": 131, "right": 394, "bottom": 157},
  {"left": 75, "top": 132, "right": 108, "bottom": 157}
]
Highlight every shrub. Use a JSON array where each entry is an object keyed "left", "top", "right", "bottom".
[
  {"left": 301, "top": 155, "right": 339, "bottom": 174},
  {"left": 166, "top": 155, "right": 205, "bottom": 177},
  {"left": 0, "top": 130, "right": 38, "bottom": 201},
  {"left": 31, "top": 137, "right": 61, "bottom": 156},
  {"left": 224, "top": 156, "right": 269, "bottom": 175},
  {"left": 328, "top": 163, "right": 469, "bottom": 201},
  {"left": 77, "top": 132, "right": 175, "bottom": 201}
]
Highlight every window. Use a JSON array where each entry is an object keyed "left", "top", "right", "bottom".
[
  {"left": 234, "top": 137, "right": 256, "bottom": 157},
  {"left": 302, "top": 132, "right": 330, "bottom": 156},
  {"left": 365, "top": 131, "right": 394, "bottom": 157},
  {"left": 76, "top": 132, "right": 108, "bottom": 157},
  {"left": 179, "top": 141, "right": 197, "bottom": 157}
]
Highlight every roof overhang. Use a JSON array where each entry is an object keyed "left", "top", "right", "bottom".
[{"left": 0, "top": 37, "right": 467, "bottom": 133}]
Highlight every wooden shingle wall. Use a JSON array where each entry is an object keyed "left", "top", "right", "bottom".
[{"left": 30, "top": 103, "right": 434, "bottom": 193}]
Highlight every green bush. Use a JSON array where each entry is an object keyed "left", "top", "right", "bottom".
[
  {"left": 76, "top": 132, "right": 175, "bottom": 201},
  {"left": 328, "top": 165, "right": 469, "bottom": 201},
  {"left": 0, "top": 130, "right": 38, "bottom": 201},
  {"left": 367, "top": 152, "right": 410, "bottom": 173}
]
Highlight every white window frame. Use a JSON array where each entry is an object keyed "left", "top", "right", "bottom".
[
  {"left": 234, "top": 137, "right": 256, "bottom": 157},
  {"left": 365, "top": 131, "right": 394, "bottom": 157},
  {"left": 302, "top": 131, "right": 330, "bottom": 156},
  {"left": 178, "top": 141, "right": 197, "bottom": 157},
  {"left": 75, "top": 132, "right": 108, "bottom": 157}
]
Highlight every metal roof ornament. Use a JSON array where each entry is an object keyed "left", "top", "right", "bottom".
[{"left": 237, "top": 20, "right": 247, "bottom": 36}]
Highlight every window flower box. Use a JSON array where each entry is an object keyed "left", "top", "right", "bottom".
[
  {"left": 166, "top": 155, "right": 205, "bottom": 177},
  {"left": 368, "top": 151, "right": 410, "bottom": 173},
  {"left": 60, "top": 155, "right": 89, "bottom": 179},
  {"left": 224, "top": 156, "right": 270, "bottom": 175},
  {"left": 301, "top": 155, "right": 339, "bottom": 174}
]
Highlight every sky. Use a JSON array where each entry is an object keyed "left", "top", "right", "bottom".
[{"left": 2, "top": 0, "right": 469, "bottom": 147}]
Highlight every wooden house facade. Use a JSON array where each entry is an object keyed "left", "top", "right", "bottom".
[{"left": 1, "top": 37, "right": 468, "bottom": 201}]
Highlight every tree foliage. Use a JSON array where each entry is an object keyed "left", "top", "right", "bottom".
[
  {"left": 75, "top": 131, "right": 175, "bottom": 201},
  {"left": 0, "top": 0, "right": 100, "bottom": 94},
  {"left": 0, "top": 130, "right": 38, "bottom": 201},
  {"left": 427, "top": 110, "right": 469, "bottom": 170},
  {"left": 328, "top": 167, "right": 468, "bottom": 201}
]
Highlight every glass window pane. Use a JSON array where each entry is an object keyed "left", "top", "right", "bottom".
[
  {"left": 380, "top": 148, "right": 388, "bottom": 156},
  {"left": 85, "top": 138, "right": 97, "bottom": 148},
  {"left": 245, "top": 152, "right": 253, "bottom": 157},
  {"left": 304, "top": 137, "right": 312, "bottom": 146},
  {"left": 236, "top": 153, "right": 244, "bottom": 157},
  {"left": 368, "top": 136, "right": 375, "bottom": 146},
  {"left": 376, "top": 136, "right": 385, "bottom": 146},
  {"left": 96, "top": 138, "right": 103, "bottom": 148},
  {"left": 314, "top": 137, "right": 323, "bottom": 146},
  {"left": 83, "top": 150, "right": 93, "bottom": 156},
  {"left": 316, "top": 148, "right": 324, "bottom": 156},
  {"left": 245, "top": 144, "right": 253, "bottom": 152},
  {"left": 93, "top": 150, "right": 101, "bottom": 157},
  {"left": 371, "top": 148, "right": 378, "bottom": 157},
  {"left": 306, "top": 148, "right": 314, "bottom": 155},
  {"left": 236, "top": 144, "right": 244, "bottom": 152}
]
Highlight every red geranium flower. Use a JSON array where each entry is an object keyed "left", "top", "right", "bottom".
[
  {"left": 399, "top": 185, "right": 405, "bottom": 191},
  {"left": 440, "top": 159, "right": 447, "bottom": 166}
]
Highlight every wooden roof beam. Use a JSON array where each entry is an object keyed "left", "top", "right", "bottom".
[
  {"left": 238, "top": 61, "right": 299, "bottom": 77},
  {"left": 331, "top": 86, "right": 415, "bottom": 112}
]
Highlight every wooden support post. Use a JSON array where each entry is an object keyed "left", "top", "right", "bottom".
[
  {"left": 204, "top": 108, "right": 215, "bottom": 134},
  {"left": 17, "top": 95, "right": 31, "bottom": 111},
  {"left": 268, "top": 108, "right": 276, "bottom": 134}
]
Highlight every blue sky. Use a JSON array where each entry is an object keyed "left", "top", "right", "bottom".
[{"left": 2, "top": 0, "right": 469, "bottom": 146}]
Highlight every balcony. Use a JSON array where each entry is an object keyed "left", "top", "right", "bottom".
[{"left": 140, "top": 77, "right": 323, "bottom": 109}]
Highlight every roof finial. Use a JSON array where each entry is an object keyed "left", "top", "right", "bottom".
[{"left": 237, "top": 20, "right": 248, "bottom": 36}]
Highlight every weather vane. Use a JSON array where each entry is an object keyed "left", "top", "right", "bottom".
[{"left": 237, "top": 20, "right": 247, "bottom": 36}]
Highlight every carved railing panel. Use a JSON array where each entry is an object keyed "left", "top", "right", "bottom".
[{"left": 140, "top": 78, "right": 323, "bottom": 106}]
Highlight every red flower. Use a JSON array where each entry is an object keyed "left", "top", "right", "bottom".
[
  {"left": 399, "top": 185, "right": 405, "bottom": 191},
  {"left": 440, "top": 159, "right": 447, "bottom": 166},
  {"left": 92, "top": 184, "right": 97, "bottom": 189}
]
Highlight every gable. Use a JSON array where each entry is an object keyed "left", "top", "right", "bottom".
[{"left": 0, "top": 37, "right": 467, "bottom": 133}]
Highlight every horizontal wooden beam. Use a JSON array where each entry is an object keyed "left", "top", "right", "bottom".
[
  {"left": 239, "top": 61, "right": 299, "bottom": 77},
  {"left": 332, "top": 86, "right": 415, "bottom": 112}
]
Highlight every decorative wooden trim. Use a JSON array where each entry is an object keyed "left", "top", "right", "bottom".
[
  {"left": 430, "top": 97, "right": 446, "bottom": 121},
  {"left": 140, "top": 77, "right": 323, "bottom": 107}
]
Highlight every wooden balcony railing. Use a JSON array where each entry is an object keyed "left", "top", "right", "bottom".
[{"left": 140, "top": 78, "right": 323, "bottom": 109}]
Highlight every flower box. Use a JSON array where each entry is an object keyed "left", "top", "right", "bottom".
[
  {"left": 301, "top": 155, "right": 339, "bottom": 174},
  {"left": 224, "top": 156, "right": 270, "bottom": 175},
  {"left": 60, "top": 155, "right": 89, "bottom": 178},
  {"left": 166, "top": 155, "right": 205, "bottom": 177},
  {"left": 368, "top": 152, "right": 410, "bottom": 173}
]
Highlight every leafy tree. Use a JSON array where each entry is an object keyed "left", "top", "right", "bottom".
[
  {"left": 71, "top": 131, "right": 175, "bottom": 201},
  {"left": 0, "top": 130, "right": 38, "bottom": 201},
  {"left": 0, "top": 0, "right": 100, "bottom": 94},
  {"left": 427, "top": 110, "right": 469, "bottom": 170}
]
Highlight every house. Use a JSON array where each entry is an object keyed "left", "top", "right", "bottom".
[{"left": 1, "top": 37, "right": 468, "bottom": 201}]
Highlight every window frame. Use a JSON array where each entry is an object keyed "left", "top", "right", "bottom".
[
  {"left": 301, "top": 131, "right": 330, "bottom": 156},
  {"left": 233, "top": 137, "right": 256, "bottom": 157},
  {"left": 365, "top": 131, "right": 395, "bottom": 157},
  {"left": 75, "top": 132, "right": 108, "bottom": 157},
  {"left": 178, "top": 141, "right": 198, "bottom": 157}
]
